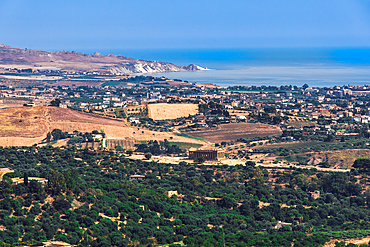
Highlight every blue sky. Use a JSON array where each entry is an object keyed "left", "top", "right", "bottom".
[{"left": 1, "top": 0, "right": 370, "bottom": 50}]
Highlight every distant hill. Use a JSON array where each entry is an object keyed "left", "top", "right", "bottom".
[{"left": 0, "top": 44, "right": 205, "bottom": 74}]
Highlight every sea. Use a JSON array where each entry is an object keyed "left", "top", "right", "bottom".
[{"left": 80, "top": 48, "right": 370, "bottom": 88}]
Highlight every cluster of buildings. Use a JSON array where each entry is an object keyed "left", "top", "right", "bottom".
[
  {"left": 0, "top": 80, "right": 369, "bottom": 135},
  {"left": 189, "top": 148, "right": 225, "bottom": 161},
  {"left": 0, "top": 168, "right": 47, "bottom": 185}
]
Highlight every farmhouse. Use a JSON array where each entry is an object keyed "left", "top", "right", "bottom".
[
  {"left": 129, "top": 175, "right": 161, "bottom": 181},
  {"left": 24, "top": 102, "right": 35, "bottom": 107},
  {"left": 0, "top": 168, "right": 14, "bottom": 180},
  {"left": 11, "top": 177, "right": 48, "bottom": 185},
  {"left": 129, "top": 175, "right": 146, "bottom": 181},
  {"left": 189, "top": 148, "right": 225, "bottom": 161},
  {"left": 164, "top": 190, "right": 178, "bottom": 198},
  {"left": 273, "top": 221, "right": 292, "bottom": 230}
]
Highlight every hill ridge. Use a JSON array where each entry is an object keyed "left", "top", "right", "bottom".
[{"left": 0, "top": 44, "right": 205, "bottom": 74}]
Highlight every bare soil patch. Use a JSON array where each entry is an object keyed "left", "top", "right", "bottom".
[
  {"left": 303, "top": 149, "right": 370, "bottom": 168},
  {"left": 0, "top": 106, "right": 128, "bottom": 139},
  {"left": 148, "top": 103, "right": 198, "bottom": 120},
  {"left": 287, "top": 121, "right": 316, "bottom": 128},
  {"left": 187, "top": 123, "right": 282, "bottom": 143},
  {"left": 260, "top": 148, "right": 370, "bottom": 168},
  {"left": 324, "top": 237, "right": 370, "bottom": 247},
  {"left": 49, "top": 107, "right": 127, "bottom": 126},
  {"left": 0, "top": 106, "right": 49, "bottom": 138},
  {"left": 52, "top": 122, "right": 133, "bottom": 139},
  {"left": 0, "top": 106, "right": 130, "bottom": 146}
]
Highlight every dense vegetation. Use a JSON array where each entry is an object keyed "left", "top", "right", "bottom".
[
  {"left": 1, "top": 147, "right": 370, "bottom": 246},
  {"left": 134, "top": 140, "right": 184, "bottom": 155}
]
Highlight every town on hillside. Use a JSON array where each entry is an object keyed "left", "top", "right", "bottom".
[{"left": 0, "top": 76, "right": 370, "bottom": 168}]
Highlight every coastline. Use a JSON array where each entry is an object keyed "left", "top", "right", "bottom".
[{"left": 85, "top": 47, "right": 370, "bottom": 88}]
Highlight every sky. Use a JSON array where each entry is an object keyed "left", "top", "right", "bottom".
[{"left": 0, "top": 0, "right": 370, "bottom": 50}]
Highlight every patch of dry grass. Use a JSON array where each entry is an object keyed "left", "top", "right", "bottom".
[{"left": 148, "top": 103, "right": 198, "bottom": 120}]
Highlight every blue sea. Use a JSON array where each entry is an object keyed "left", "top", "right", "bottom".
[{"left": 80, "top": 48, "right": 370, "bottom": 87}]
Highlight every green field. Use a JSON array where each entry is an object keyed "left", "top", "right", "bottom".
[
  {"left": 169, "top": 142, "right": 203, "bottom": 149},
  {"left": 101, "top": 81, "right": 128, "bottom": 87},
  {"left": 174, "top": 132, "right": 205, "bottom": 141}
]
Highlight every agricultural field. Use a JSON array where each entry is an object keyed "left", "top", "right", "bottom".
[
  {"left": 254, "top": 141, "right": 325, "bottom": 151},
  {"left": 147, "top": 103, "right": 198, "bottom": 120},
  {"left": 0, "top": 106, "right": 49, "bottom": 138},
  {"left": 123, "top": 105, "right": 147, "bottom": 117},
  {"left": 168, "top": 142, "right": 203, "bottom": 149},
  {"left": 48, "top": 107, "right": 127, "bottom": 126},
  {"left": 187, "top": 122, "right": 282, "bottom": 143},
  {"left": 132, "top": 128, "right": 206, "bottom": 145},
  {"left": 0, "top": 106, "right": 132, "bottom": 146},
  {"left": 287, "top": 120, "right": 316, "bottom": 128},
  {"left": 0, "top": 106, "right": 204, "bottom": 147}
]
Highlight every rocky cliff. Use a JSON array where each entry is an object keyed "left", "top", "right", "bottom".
[
  {"left": 109, "top": 61, "right": 206, "bottom": 74},
  {"left": 0, "top": 44, "right": 206, "bottom": 75}
]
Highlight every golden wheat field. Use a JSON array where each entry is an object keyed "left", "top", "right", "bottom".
[{"left": 147, "top": 103, "right": 198, "bottom": 120}]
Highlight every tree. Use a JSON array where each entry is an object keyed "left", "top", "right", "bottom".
[
  {"left": 47, "top": 171, "right": 66, "bottom": 196},
  {"left": 246, "top": 161, "right": 256, "bottom": 167},
  {"left": 46, "top": 132, "right": 52, "bottom": 142},
  {"left": 302, "top": 84, "right": 309, "bottom": 90},
  {"left": 218, "top": 195, "right": 235, "bottom": 208},
  {"left": 51, "top": 129, "right": 63, "bottom": 141},
  {"left": 28, "top": 180, "right": 43, "bottom": 195},
  {"left": 50, "top": 98, "right": 61, "bottom": 107},
  {"left": 0, "top": 176, "right": 13, "bottom": 198},
  {"left": 53, "top": 198, "right": 71, "bottom": 213},
  {"left": 318, "top": 162, "right": 330, "bottom": 168},
  {"left": 325, "top": 134, "right": 334, "bottom": 142},
  {"left": 334, "top": 242, "right": 346, "bottom": 247},
  {"left": 264, "top": 106, "right": 276, "bottom": 113},
  {"left": 23, "top": 172, "right": 28, "bottom": 187},
  {"left": 198, "top": 156, "right": 206, "bottom": 163},
  {"left": 353, "top": 158, "right": 370, "bottom": 172},
  {"left": 64, "top": 169, "right": 78, "bottom": 193},
  {"left": 364, "top": 189, "right": 370, "bottom": 206},
  {"left": 144, "top": 152, "right": 152, "bottom": 160}
]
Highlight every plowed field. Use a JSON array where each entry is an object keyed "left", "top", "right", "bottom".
[{"left": 187, "top": 123, "right": 282, "bottom": 143}]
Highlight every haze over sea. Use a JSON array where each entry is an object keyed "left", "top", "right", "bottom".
[{"left": 82, "top": 48, "right": 370, "bottom": 87}]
